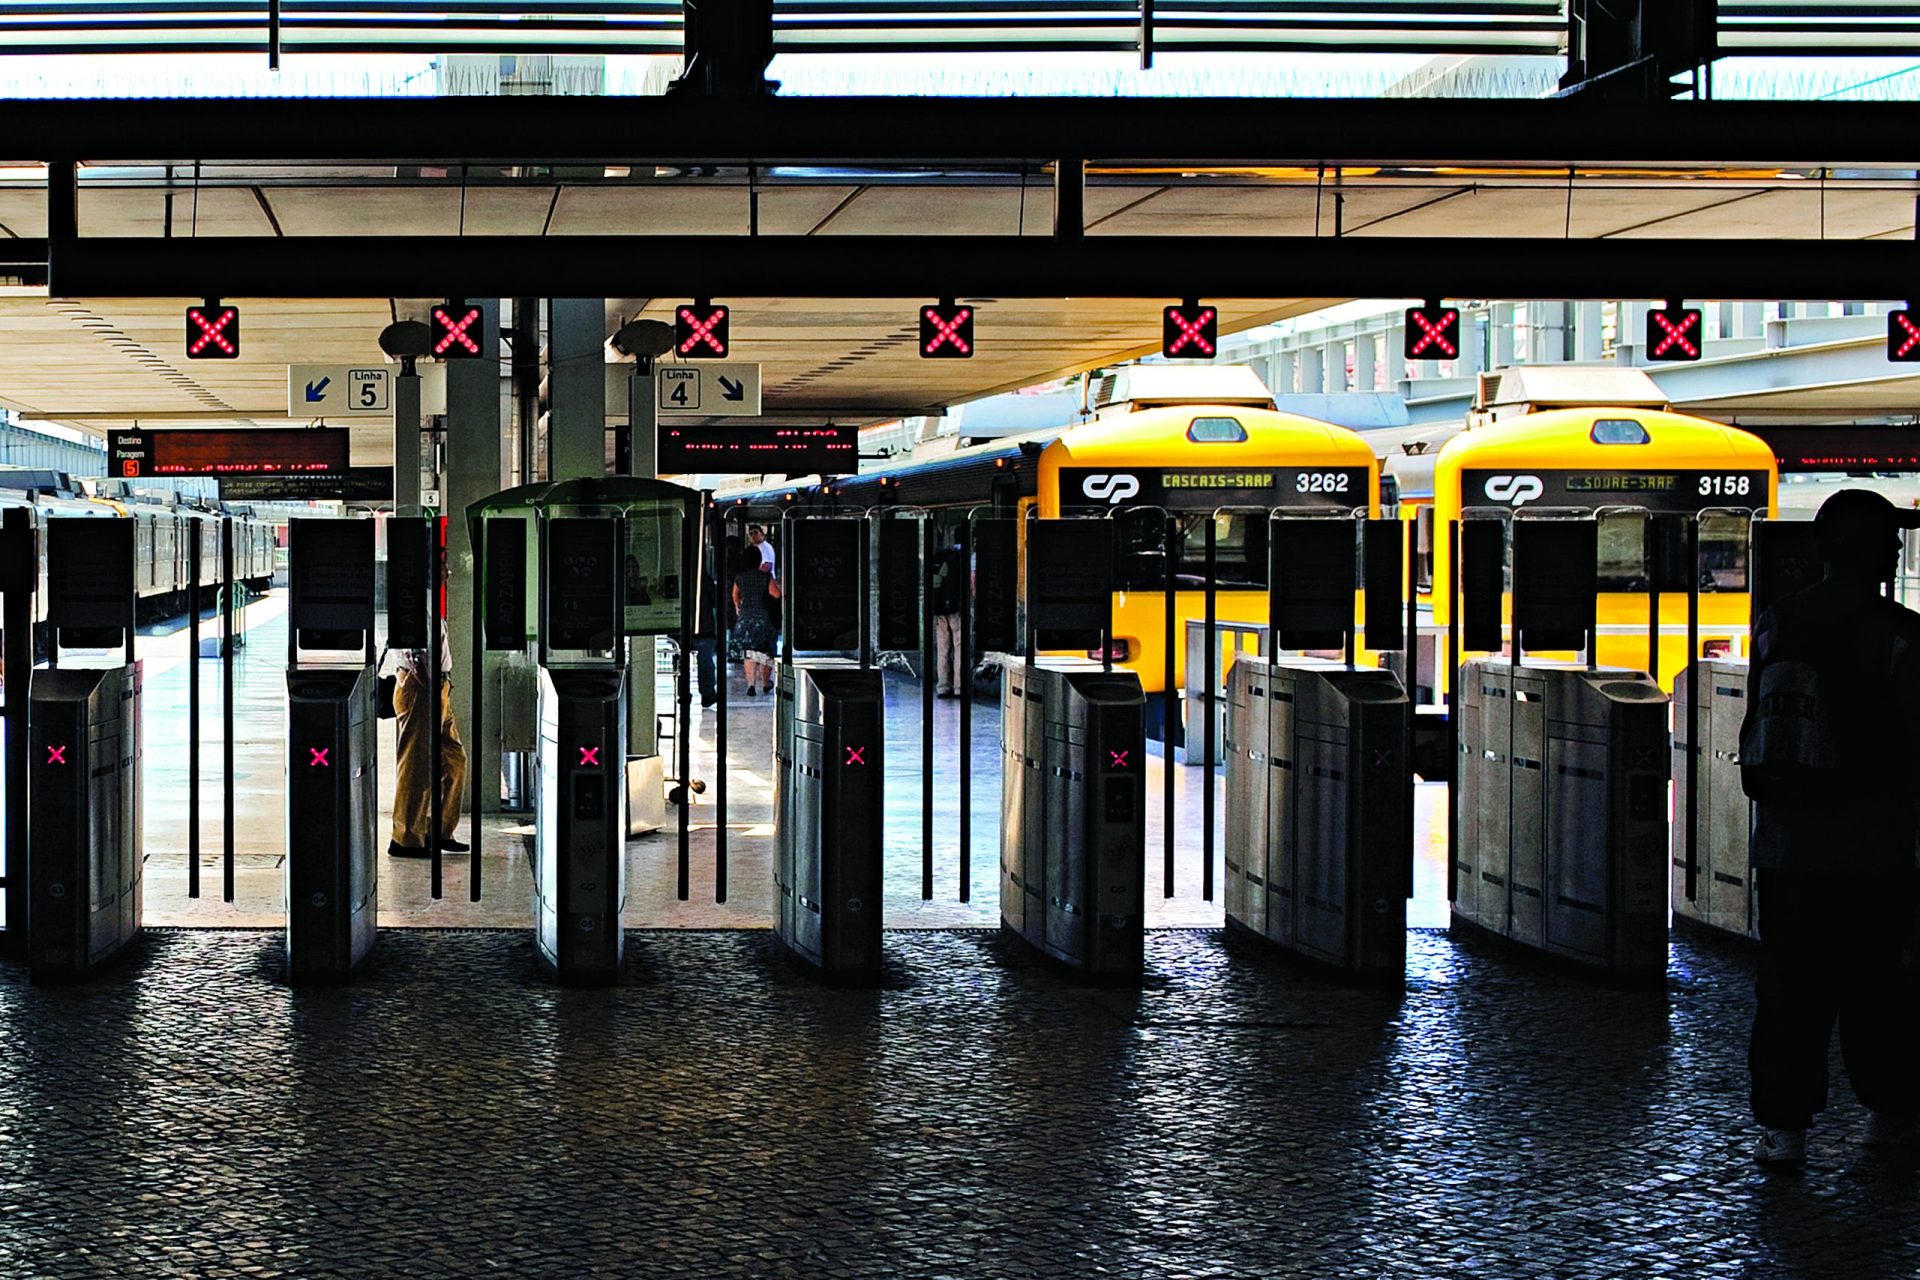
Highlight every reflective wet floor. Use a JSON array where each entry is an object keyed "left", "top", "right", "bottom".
[
  {"left": 131, "top": 596, "right": 1453, "bottom": 932},
  {"left": 2, "top": 927, "right": 1912, "bottom": 1279}
]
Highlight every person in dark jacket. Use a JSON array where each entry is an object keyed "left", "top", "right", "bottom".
[
  {"left": 1743, "top": 488, "right": 1920, "bottom": 1167},
  {"left": 930, "top": 540, "right": 965, "bottom": 697}
]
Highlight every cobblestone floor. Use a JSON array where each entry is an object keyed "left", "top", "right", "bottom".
[{"left": 2, "top": 926, "right": 1913, "bottom": 1279}]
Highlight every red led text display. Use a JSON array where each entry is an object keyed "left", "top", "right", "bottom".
[
  {"left": 659, "top": 424, "right": 858, "bottom": 475},
  {"left": 1162, "top": 303, "right": 1217, "bottom": 359},
  {"left": 431, "top": 301, "right": 483, "bottom": 358},
  {"left": 108, "top": 427, "right": 351, "bottom": 478},
  {"left": 1889, "top": 310, "right": 1920, "bottom": 362},
  {"left": 919, "top": 303, "right": 974, "bottom": 359},
  {"left": 1646, "top": 304, "right": 1702, "bottom": 361},
  {"left": 185, "top": 302, "right": 240, "bottom": 359},
  {"left": 675, "top": 303, "right": 731, "bottom": 358},
  {"left": 1747, "top": 425, "right": 1920, "bottom": 473},
  {"left": 1404, "top": 303, "right": 1460, "bottom": 359}
]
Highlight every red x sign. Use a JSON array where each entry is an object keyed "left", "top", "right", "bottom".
[
  {"left": 920, "top": 303, "right": 974, "bottom": 358},
  {"left": 1404, "top": 304, "right": 1459, "bottom": 359},
  {"left": 309, "top": 747, "right": 330, "bottom": 768},
  {"left": 1646, "top": 306, "right": 1702, "bottom": 361},
  {"left": 578, "top": 746, "right": 601, "bottom": 767},
  {"left": 676, "top": 304, "right": 730, "bottom": 358},
  {"left": 1109, "top": 750, "right": 1131, "bottom": 769},
  {"left": 844, "top": 746, "right": 867, "bottom": 766},
  {"left": 185, "top": 303, "right": 239, "bottom": 359},
  {"left": 431, "top": 302, "right": 483, "bottom": 357},
  {"left": 45, "top": 745, "right": 67, "bottom": 765},
  {"left": 1162, "top": 304, "right": 1217, "bottom": 358},
  {"left": 1888, "top": 310, "right": 1920, "bottom": 362}
]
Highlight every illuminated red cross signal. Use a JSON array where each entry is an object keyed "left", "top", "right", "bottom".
[
  {"left": 184, "top": 301, "right": 240, "bottom": 359},
  {"left": 1888, "top": 309, "right": 1920, "bottom": 362},
  {"left": 675, "top": 301, "right": 730, "bottom": 358},
  {"left": 45, "top": 745, "right": 67, "bottom": 765},
  {"left": 309, "top": 747, "right": 330, "bottom": 768},
  {"left": 578, "top": 746, "right": 601, "bottom": 768},
  {"left": 920, "top": 302, "right": 974, "bottom": 359},
  {"left": 1646, "top": 302, "right": 1702, "bottom": 362},
  {"left": 431, "top": 301, "right": 483, "bottom": 358},
  {"left": 1404, "top": 301, "right": 1460, "bottom": 360},
  {"left": 1109, "top": 750, "right": 1131, "bottom": 769},
  {"left": 1162, "top": 302, "right": 1217, "bottom": 359},
  {"left": 844, "top": 746, "right": 867, "bottom": 766}
]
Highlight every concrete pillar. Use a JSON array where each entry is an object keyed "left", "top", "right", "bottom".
[
  {"left": 1352, "top": 332, "right": 1376, "bottom": 392},
  {"left": 1456, "top": 314, "right": 1485, "bottom": 377},
  {"left": 1734, "top": 302, "right": 1765, "bottom": 339},
  {"left": 548, "top": 299, "right": 605, "bottom": 481},
  {"left": 394, "top": 370, "right": 422, "bottom": 516},
  {"left": 445, "top": 298, "right": 503, "bottom": 814},
  {"left": 1300, "top": 346, "right": 1324, "bottom": 394},
  {"left": 1491, "top": 303, "right": 1516, "bottom": 369},
  {"left": 1384, "top": 325, "right": 1406, "bottom": 387},
  {"left": 1617, "top": 302, "right": 1648, "bottom": 363},
  {"left": 1324, "top": 343, "right": 1345, "bottom": 393},
  {"left": 1275, "top": 350, "right": 1296, "bottom": 394},
  {"left": 1575, "top": 302, "right": 1604, "bottom": 362}
]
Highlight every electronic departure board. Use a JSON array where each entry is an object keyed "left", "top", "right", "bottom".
[
  {"left": 108, "top": 427, "right": 350, "bottom": 478},
  {"left": 659, "top": 424, "right": 857, "bottom": 475},
  {"left": 1745, "top": 425, "right": 1920, "bottom": 473}
]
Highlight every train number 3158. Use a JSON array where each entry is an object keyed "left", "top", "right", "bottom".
[{"left": 1697, "top": 475, "right": 1752, "bottom": 497}]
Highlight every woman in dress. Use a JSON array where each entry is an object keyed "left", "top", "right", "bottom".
[{"left": 730, "top": 545, "right": 777, "bottom": 696}]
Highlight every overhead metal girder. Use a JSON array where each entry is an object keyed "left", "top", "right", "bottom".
[
  {"left": 39, "top": 233, "right": 1920, "bottom": 302},
  {"left": 5, "top": 94, "right": 1920, "bottom": 167}
]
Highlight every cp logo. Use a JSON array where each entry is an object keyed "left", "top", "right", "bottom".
[
  {"left": 1483, "top": 474, "right": 1545, "bottom": 507},
  {"left": 1081, "top": 473, "right": 1141, "bottom": 505}
]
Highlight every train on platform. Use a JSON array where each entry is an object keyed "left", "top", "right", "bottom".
[
  {"left": 0, "top": 469, "right": 281, "bottom": 635},
  {"left": 715, "top": 365, "right": 1380, "bottom": 694}
]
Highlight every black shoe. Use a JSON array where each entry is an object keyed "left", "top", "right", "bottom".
[
  {"left": 702, "top": 700, "right": 717, "bottom": 710},
  {"left": 745, "top": 686, "right": 758, "bottom": 697},
  {"left": 438, "top": 837, "right": 470, "bottom": 853},
  {"left": 388, "top": 841, "right": 432, "bottom": 859},
  {"left": 937, "top": 690, "right": 958, "bottom": 700}
]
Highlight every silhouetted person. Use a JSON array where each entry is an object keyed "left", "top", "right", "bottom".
[
  {"left": 930, "top": 539, "right": 965, "bottom": 698},
  {"left": 1741, "top": 488, "right": 1920, "bottom": 1167}
]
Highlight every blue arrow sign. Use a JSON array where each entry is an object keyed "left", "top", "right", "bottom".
[
  {"left": 719, "top": 376, "right": 744, "bottom": 401},
  {"left": 305, "top": 377, "right": 332, "bottom": 402}
]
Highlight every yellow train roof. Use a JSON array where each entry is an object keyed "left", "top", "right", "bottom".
[
  {"left": 1041, "top": 403, "right": 1378, "bottom": 470},
  {"left": 1435, "top": 407, "right": 1777, "bottom": 477}
]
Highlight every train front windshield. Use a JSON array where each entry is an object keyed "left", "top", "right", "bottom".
[{"left": 1112, "top": 510, "right": 1270, "bottom": 591}]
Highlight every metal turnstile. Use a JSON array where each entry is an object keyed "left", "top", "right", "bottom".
[
  {"left": 1671, "top": 662, "right": 1757, "bottom": 940},
  {"left": 1453, "top": 658, "right": 1669, "bottom": 981},
  {"left": 285, "top": 665, "right": 379, "bottom": 980},
  {"left": 773, "top": 659, "right": 885, "bottom": 978},
  {"left": 533, "top": 668, "right": 628, "bottom": 983},
  {"left": 1000, "top": 661, "right": 1146, "bottom": 978},
  {"left": 28, "top": 664, "right": 142, "bottom": 980},
  {"left": 1224, "top": 657, "right": 1412, "bottom": 983}
]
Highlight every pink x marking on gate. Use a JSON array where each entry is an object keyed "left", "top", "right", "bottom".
[
  {"left": 309, "top": 747, "right": 329, "bottom": 767},
  {"left": 578, "top": 746, "right": 601, "bottom": 767},
  {"left": 1408, "top": 309, "right": 1458, "bottom": 358},
  {"left": 1166, "top": 307, "right": 1216, "bottom": 356},
  {"left": 923, "top": 306, "right": 972, "bottom": 355},
  {"left": 1109, "top": 750, "right": 1130, "bottom": 768},
  {"left": 45, "top": 745, "right": 67, "bottom": 765},
  {"left": 433, "top": 305, "right": 481, "bottom": 355},
  {"left": 1895, "top": 313, "right": 1920, "bottom": 359},
  {"left": 678, "top": 307, "right": 727, "bottom": 355},
  {"left": 1651, "top": 310, "right": 1699, "bottom": 358},
  {"left": 188, "top": 307, "right": 237, "bottom": 356},
  {"left": 844, "top": 746, "right": 867, "bottom": 766}
]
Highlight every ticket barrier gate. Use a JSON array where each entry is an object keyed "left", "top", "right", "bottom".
[
  {"left": 534, "top": 666, "right": 628, "bottom": 982},
  {"left": 1000, "top": 661, "right": 1147, "bottom": 978},
  {"left": 1224, "top": 659, "right": 1411, "bottom": 983},
  {"left": 773, "top": 659, "right": 884, "bottom": 979},
  {"left": 1452, "top": 659, "right": 1669, "bottom": 981},
  {"left": 1671, "top": 663, "right": 1757, "bottom": 941},
  {"left": 284, "top": 519, "right": 380, "bottom": 982},
  {"left": 28, "top": 517, "right": 141, "bottom": 982}
]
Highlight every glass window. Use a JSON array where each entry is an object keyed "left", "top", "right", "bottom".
[
  {"left": 1187, "top": 416, "right": 1247, "bottom": 443},
  {"left": 1590, "top": 418, "right": 1651, "bottom": 446},
  {"left": 1113, "top": 510, "right": 1267, "bottom": 590}
]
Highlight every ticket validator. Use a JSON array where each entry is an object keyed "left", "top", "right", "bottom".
[
  {"left": 284, "top": 518, "right": 380, "bottom": 982},
  {"left": 533, "top": 516, "right": 629, "bottom": 984},
  {"left": 772, "top": 517, "right": 885, "bottom": 980},
  {"left": 29, "top": 516, "right": 142, "bottom": 981}
]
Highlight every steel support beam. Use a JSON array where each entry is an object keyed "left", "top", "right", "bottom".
[
  {"left": 6, "top": 95, "right": 1920, "bottom": 167},
  {"left": 42, "top": 234, "right": 1920, "bottom": 303}
]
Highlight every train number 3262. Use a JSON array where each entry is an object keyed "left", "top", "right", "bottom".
[
  {"left": 1295, "top": 472, "right": 1352, "bottom": 494},
  {"left": 1697, "top": 475, "right": 1752, "bottom": 497}
]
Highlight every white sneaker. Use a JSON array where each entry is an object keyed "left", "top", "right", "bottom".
[
  {"left": 1864, "top": 1112, "right": 1920, "bottom": 1150},
  {"left": 1754, "top": 1128, "right": 1808, "bottom": 1167}
]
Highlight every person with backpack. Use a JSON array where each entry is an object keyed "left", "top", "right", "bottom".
[
  {"left": 1740, "top": 488, "right": 1920, "bottom": 1167},
  {"left": 930, "top": 539, "right": 966, "bottom": 698}
]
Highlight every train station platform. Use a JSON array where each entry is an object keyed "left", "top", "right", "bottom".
[{"left": 1, "top": 924, "right": 1911, "bottom": 1277}]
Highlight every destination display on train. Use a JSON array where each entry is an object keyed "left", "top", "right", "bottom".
[
  {"left": 1744, "top": 426, "right": 1920, "bottom": 473},
  {"left": 109, "top": 427, "right": 351, "bottom": 478},
  {"left": 1059, "top": 466, "right": 1371, "bottom": 510},
  {"left": 659, "top": 424, "right": 857, "bottom": 475},
  {"left": 1459, "top": 468, "right": 1773, "bottom": 513}
]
